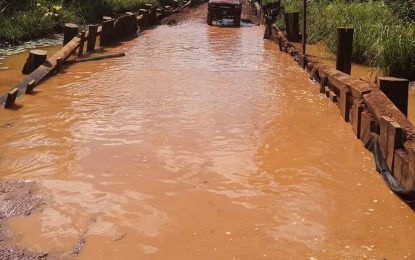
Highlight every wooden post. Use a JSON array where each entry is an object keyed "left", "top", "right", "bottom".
[
  {"left": 25, "top": 80, "right": 36, "bottom": 94},
  {"left": 145, "top": 3, "right": 153, "bottom": 10},
  {"left": 173, "top": 0, "right": 179, "bottom": 8},
  {"left": 329, "top": 91, "right": 337, "bottom": 102},
  {"left": 378, "top": 77, "right": 409, "bottom": 116},
  {"left": 278, "top": 37, "right": 283, "bottom": 51},
  {"left": 126, "top": 12, "right": 138, "bottom": 34},
  {"left": 87, "top": 25, "right": 98, "bottom": 52},
  {"left": 284, "top": 12, "right": 300, "bottom": 42},
  {"left": 320, "top": 76, "right": 328, "bottom": 94},
  {"left": 151, "top": 6, "right": 158, "bottom": 25},
  {"left": 102, "top": 16, "right": 113, "bottom": 22},
  {"left": 63, "top": 23, "right": 79, "bottom": 45},
  {"left": 56, "top": 57, "right": 63, "bottom": 73},
  {"left": 284, "top": 13, "right": 290, "bottom": 39},
  {"left": 157, "top": 7, "right": 164, "bottom": 17},
  {"left": 22, "top": 50, "right": 47, "bottom": 74},
  {"left": 78, "top": 30, "right": 86, "bottom": 57},
  {"left": 101, "top": 18, "right": 115, "bottom": 46},
  {"left": 139, "top": 9, "right": 149, "bottom": 30},
  {"left": 336, "top": 27, "right": 353, "bottom": 75},
  {"left": 114, "top": 14, "right": 138, "bottom": 41},
  {"left": 5, "top": 88, "right": 18, "bottom": 109},
  {"left": 302, "top": 0, "right": 306, "bottom": 59},
  {"left": 164, "top": 6, "right": 171, "bottom": 16},
  {"left": 144, "top": 4, "right": 156, "bottom": 25}
]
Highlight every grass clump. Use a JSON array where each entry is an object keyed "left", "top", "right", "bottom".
[
  {"left": 0, "top": 0, "right": 155, "bottom": 44},
  {"left": 307, "top": 0, "right": 396, "bottom": 65},
  {"left": 377, "top": 24, "right": 415, "bottom": 79},
  {"left": 274, "top": 0, "right": 415, "bottom": 79},
  {"left": 0, "top": 5, "right": 80, "bottom": 43}
]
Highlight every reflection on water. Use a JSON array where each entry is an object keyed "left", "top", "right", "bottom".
[{"left": 0, "top": 11, "right": 414, "bottom": 260}]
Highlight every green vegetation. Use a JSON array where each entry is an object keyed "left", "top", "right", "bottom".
[
  {"left": 0, "top": 0, "right": 154, "bottom": 44},
  {"left": 384, "top": 0, "right": 415, "bottom": 22},
  {"left": 276, "top": 0, "right": 415, "bottom": 79}
]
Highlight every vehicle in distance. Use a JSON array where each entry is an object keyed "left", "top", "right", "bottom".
[{"left": 207, "top": 0, "right": 242, "bottom": 26}]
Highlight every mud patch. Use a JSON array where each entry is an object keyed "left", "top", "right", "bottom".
[
  {"left": 0, "top": 247, "right": 48, "bottom": 260},
  {"left": 0, "top": 180, "right": 44, "bottom": 219},
  {"left": 0, "top": 180, "right": 47, "bottom": 260},
  {"left": 0, "top": 221, "right": 11, "bottom": 243}
]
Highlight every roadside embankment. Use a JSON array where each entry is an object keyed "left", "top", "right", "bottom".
[{"left": 0, "top": 0, "right": 156, "bottom": 45}]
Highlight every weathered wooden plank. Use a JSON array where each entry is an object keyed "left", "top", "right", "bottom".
[
  {"left": 340, "top": 85, "right": 350, "bottom": 122},
  {"left": 4, "top": 88, "right": 18, "bottom": 109},
  {"left": 379, "top": 116, "right": 393, "bottom": 159},
  {"left": 386, "top": 120, "right": 403, "bottom": 171},
  {"left": 0, "top": 34, "right": 82, "bottom": 106},
  {"left": 63, "top": 53, "right": 125, "bottom": 65},
  {"left": 329, "top": 91, "right": 337, "bottom": 103},
  {"left": 351, "top": 100, "right": 363, "bottom": 139},
  {"left": 393, "top": 149, "right": 405, "bottom": 179},
  {"left": 405, "top": 148, "right": 415, "bottom": 191},
  {"left": 360, "top": 110, "right": 375, "bottom": 145},
  {"left": 325, "top": 86, "right": 330, "bottom": 98},
  {"left": 320, "top": 76, "right": 328, "bottom": 94}
]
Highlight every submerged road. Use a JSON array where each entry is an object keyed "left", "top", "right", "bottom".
[{"left": 0, "top": 4, "right": 414, "bottom": 259}]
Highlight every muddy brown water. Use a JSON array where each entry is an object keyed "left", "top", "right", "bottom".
[{"left": 0, "top": 12, "right": 414, "bottom": 259}]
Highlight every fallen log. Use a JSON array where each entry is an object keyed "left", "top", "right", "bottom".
[{"left": 63, "top": 53, "right": 126, "bottom": 65}]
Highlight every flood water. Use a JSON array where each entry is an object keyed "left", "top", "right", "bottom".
[{"left": 0, "top": 11, "right": 414, "bottom": 259}]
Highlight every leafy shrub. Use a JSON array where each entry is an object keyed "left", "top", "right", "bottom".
[
  {"left": 376, "top": 23, "right": 415, "bottom": 78},
  {"left": 384, "top": 0, "right": 415, "bottom": 22},
  {"left": 0, "top": 0, "right": 152, "bottom": 43},
  {"left": 282, "top": 0, "right": 415, "bottom": 78}
]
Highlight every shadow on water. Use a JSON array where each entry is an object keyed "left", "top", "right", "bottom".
[{"left": 6, "top": 104, "right": 24, "bottom": 111}]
